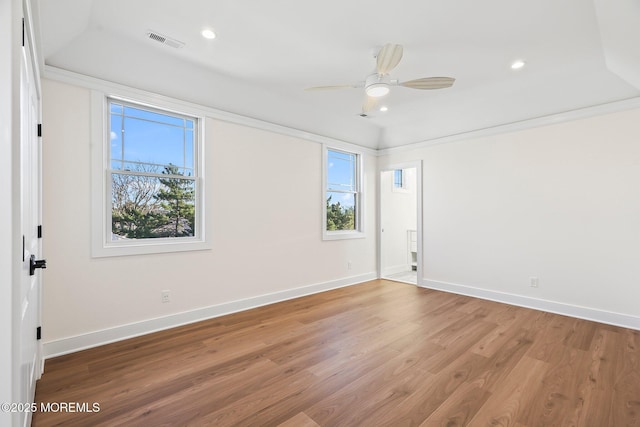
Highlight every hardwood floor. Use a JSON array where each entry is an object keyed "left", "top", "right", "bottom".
[{"left": 33, "top": 280, "right": 640, "bottom": 426}]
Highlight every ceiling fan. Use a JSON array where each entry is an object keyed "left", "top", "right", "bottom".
[{"left": 306, "top": 43, "right": 455, "bottom": 115}]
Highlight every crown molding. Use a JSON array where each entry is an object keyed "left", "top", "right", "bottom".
[
  {"left": 42, "top": 66, "right": 640, "bottom": 157},
  {"left": 42, "top": 66, "right": 378, "bottom": 156},
  {"left": 378, "top": 97, "right": 640, "bottom": 156}
]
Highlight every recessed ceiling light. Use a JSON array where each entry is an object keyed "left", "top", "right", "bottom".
[
  {"left": 380, "top": 106, "right": 389, "bottom": 112},
  {"left": 511, "top": 60, "right": 526, "bottom": 70},
  {"left": 201, "top": 29, "right": 216, "bottom": 40}
]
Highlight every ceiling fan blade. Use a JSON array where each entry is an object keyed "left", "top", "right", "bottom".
[
  {"left": 400, "top": 77, "right": 455, "bottom": 90},
  {"left": 362, "top": 96, "right": 379, "bottom": 113},
  {"left": 376, "top": 44, "right": 403, "bottom": 75},
  {"left": 304, "top": 85, "right": 355, "bottom": 91}
]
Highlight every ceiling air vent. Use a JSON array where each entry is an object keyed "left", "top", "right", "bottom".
[{"left": 146, "top": 30, "right": 185, "bottom": 49}]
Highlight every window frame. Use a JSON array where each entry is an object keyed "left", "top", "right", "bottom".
[
  {"left": 322, "top": 145, "right": 365, "bottom": 240},
  {"left": 91, "top": 91, "right": 211, "bottom": 257}
]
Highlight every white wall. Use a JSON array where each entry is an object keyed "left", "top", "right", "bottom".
[
  {"left": 39, "top": 77, "right": 640, "bottom": 358},
  {"left": 379, "top": 108, "right": 640, "bottom": 328},
  {"left": 41, "top": 78, "right": 377, "bottom": 356},
  {"left": 380, "top": 169, "right": 417, "bottom": 275}
]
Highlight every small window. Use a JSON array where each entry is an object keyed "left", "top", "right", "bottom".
[
  {"left": 393, "top": 169, "right": 404, "bottom": 189},
  {"left": 323, "top": 146, "right": 364, "bottom": 239},
  {"left": 392, "top": 168, "right": 410, "bottom": 193},
  {"left": 92, "top": 93, "right": 210, "bottom": 257}
]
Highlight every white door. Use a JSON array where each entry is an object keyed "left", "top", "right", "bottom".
[{"left": 18, "top": 11, "right": 43, "bottom": 427}]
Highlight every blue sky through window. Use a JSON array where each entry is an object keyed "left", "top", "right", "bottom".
[
  {"left": 327, "top": 149, "right": 356, "bottom": 208},
  {"left": 110, "top": 102, "right": 195, "bottom": 174},
  {"left": 394, "top": 169, "right": 403, "bottom": 188}
]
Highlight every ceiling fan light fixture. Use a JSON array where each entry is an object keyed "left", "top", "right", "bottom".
[
  {"left": 365, "top": 73, "right": 391, "bottom": 97},
  {"left": 366, "top": 83, "right": 390, "bottom": 97}
]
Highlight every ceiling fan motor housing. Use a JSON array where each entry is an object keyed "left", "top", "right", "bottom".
[{"left": 365, "top": 74, "right": 391, "bottom": 97}]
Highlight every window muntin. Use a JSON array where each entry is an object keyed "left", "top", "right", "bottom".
[
  {"left": 108, "top": 99, "right": 198, "bottom": 241},
  {"left": 324, "top": 148, "right": 363, "bottom": 237}
]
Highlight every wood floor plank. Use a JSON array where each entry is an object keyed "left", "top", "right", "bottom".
[
  {"left": 471, "top": 327, "right": 536, "bottom": 394},
  {"left": 527, "top": 314, "right": 578, "bottom": 364},
  {"left": 518, "top": 347, "right": 591, "bottom": 425},
  {"left": 32, "top": 280, "right": 640, "bottom": 427},
  {"left": 362, "top": 349, "right": 489, "bottom": 425},
  {"left": 470, "top": 309, "right": 534, "bottom": 358},
  {"left": 467, "top": 356, "right": 548, "bottom": 426},
  {"left": 418, "top": 380, "right": 491, "bottom": 427},
  {"left": 424, "top": 319, "right": 498, "bottom": 374},
  {"left": 615, "top": 329, "right": 640, "bottom": 426},
  {"left": 231, "top": 346, "right": 406, "bottom": 426},
  {"left": 277, "top": 412, "right": 320, "bottom": 427},
  {"left": 581, "top": 328, "right": 620, "bottom": 426},
  {"left": 306, "top": 354, "right": 430, "bottom": 426}
]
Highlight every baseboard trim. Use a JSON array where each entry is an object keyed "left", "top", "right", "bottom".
[
  {"left": 422, "top": 279, "right": 640, "bottom": 331},
  {"left": 382, "top": 264, "right": 412, "bottom": 277},
  {"left": 43, "top": 272, "right": 377, "bottom": 359}
]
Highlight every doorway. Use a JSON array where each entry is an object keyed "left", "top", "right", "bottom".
[{"left": 379, "top": 162, "right": 422, "bottom": 286}]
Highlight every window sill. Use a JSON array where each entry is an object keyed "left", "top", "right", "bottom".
[
  {"left": 91, "top": 237, "right": 212, "bottom": 258},
  {"left": 322, "top": 230, "right": 366, "bottom": 241}
]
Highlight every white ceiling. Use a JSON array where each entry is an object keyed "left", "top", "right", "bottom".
[{"left": 34, "top": 0, "right": 640, "bottom": 150}]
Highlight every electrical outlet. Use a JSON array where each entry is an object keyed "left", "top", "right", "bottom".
[
  {"left": 347, "top": 261, "right": 352, "bottom": 270},
  {"left": 161, "top": 290, "right": 171, "bottom": 303},
  {"left": 529, "top": 277, "right": 539, "bottom": 288}
]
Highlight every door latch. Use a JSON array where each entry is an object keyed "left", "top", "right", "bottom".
[{"left": 29, "top": 254, "right": 47, "bottom": 276}]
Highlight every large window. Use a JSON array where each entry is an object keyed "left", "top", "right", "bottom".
[
  {"left": 323, "top": 146, "right": 364, "bottom": 239},
  {"left": 109, "top": 101, "right": 197, "bottom": 240},
  {"left": 92, "top": 93, "right": 210, "bottom": 257}
]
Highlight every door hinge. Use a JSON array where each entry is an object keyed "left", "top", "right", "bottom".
[
  {"left": 37, "top": 225, "right": 42, "bottom": 238},
  {"left": 37, "top": 124, "right": 42, "bottom": 137},
  {"left": 36, "top": 326, "right": 41, "bottom": 340}
]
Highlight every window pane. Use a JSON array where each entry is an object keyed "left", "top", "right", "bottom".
[
  {"left": 122, "top": 117, "right": 191, "bottom": 169},
  {"left": 111, "top": 172, "right": 196, "bottom": 240},
  {"left": 110, "top": 114, "right": 123, "bottom": 168},
  {"left": 326, "top": 191, "right": 355, "bottom": 231},
  {"left": 394, "top": 169, "right": 403, "bottom": 188},
  {"left": 327, "top": 150, "right": 355, "bottom": 191},
  {"left": 110, "top": 101, "right": 196, "bottom": 173}
]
